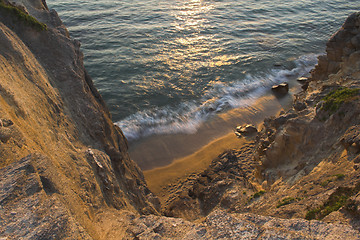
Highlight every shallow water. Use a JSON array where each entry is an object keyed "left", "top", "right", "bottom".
[{"left": 48, "top": 0, "right": 360, "bottom": 141}]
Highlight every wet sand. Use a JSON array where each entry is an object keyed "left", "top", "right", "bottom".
[
  {"left": 144, "top": 133, "right": 250, "bottom": 198},
  {"left": 133, "top": 85, "right": 301, "bottom": 196},
  {"left": 130, "top": 90, "right": 294, "bottom": 170}
]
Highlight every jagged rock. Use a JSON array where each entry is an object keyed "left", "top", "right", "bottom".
[
  {"left": 124, "top": 210, "right": 360, "bottom": 239},
  {"left": 311, "top": 12, "right": 360, "bottom": 80},
  {"left": 273, "top": 112, "right": 298, "bottom": 128},
  {"left": 0, "top": 1, "right": 360, "bottom": 239},
  {"left": 0, "top": 0, "right": 159, "bottom": 238},
  {"left": 301, "top": 82, "right": 309, "bottom": 90},
  {"left": 354, "top": 163, "right": 360, "bottom": 170},
  {"left": 293, "top": 101, "right": 306, "bottom": 111},
  {"left": 271, "top": 82, "right": 289, "bottom": 96},
  {"left": 0, "top": 119, "right": 13, "bottom": 127},
  {"left": 0, "top": 155, "right": 92, "bottom": 239},
  {"left": 297, "top": 77, "right": 308, "bottom": 84},
  {"left": 341, "top": 126, "right": 360, "bottom": 153},
  {"left": 236, "top": 124, "right": 257, "bottom": 136}
]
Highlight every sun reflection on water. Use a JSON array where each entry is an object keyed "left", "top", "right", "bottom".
[{"left": 157, "top": 0, "right": 234, "bottom": 80}]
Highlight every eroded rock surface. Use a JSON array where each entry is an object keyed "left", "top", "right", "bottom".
[
  {"left": 0, "top": 0, "right": 158, "bottom": 239},
  {"left": 1, "top": 1, "right": 360, "bottom": 239},
  {"left": 158, "top": 11, "right": 360, "bottom": 237},
  {"left": 121, "top": 210, "right": 360, "bottom": 239}
]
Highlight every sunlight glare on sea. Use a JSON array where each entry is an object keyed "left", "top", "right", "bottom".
[{"left": 48, "top": 0, "right": 360, "bottom": 140}]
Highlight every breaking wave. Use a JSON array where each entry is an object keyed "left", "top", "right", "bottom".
[{"left": 116, "top": 54, "right": 318, "bottom": 141}]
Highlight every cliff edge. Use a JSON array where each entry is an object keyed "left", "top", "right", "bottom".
[
  {"left": 0, "top": 0, "right": 159, "bottom": 239},
  {"left": 1, "top": 1, "right": 360, "bottom": 239},
  {"left": 138, "top": 12, "right": 360, "bottom": 239}
]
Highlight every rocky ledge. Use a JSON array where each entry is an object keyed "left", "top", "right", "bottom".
[
  {"left": 149, "top": 12, "right": 360, "bottom": 239},
  {"left": 0, "top": 1, "right": 360, "bottom": 239},
  {"left": 0, "top": 0, "right": 158, "bottom": 238}
]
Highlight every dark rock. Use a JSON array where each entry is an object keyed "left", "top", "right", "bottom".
[
  {"left": 0, "top": 119, "right": 14, "bottom": 127},
  {"left": 302, "top": 81, "right": 309, "bottom": 90},
  {"left": 273, "top": 113, "right": 298, "bottom": 128},
  {"left": 293, "top": 101, "right": 307, "bottom": 111},
  {"left": 236, "top": 124, "right": 258, "bottom": 136},
  {"left": 271, "top": 83, "right": 289, "bottom": 96},
  {"left": 297, "top": 77, "right": 308, "bottom": 84},
  {"left": 354, "top": 163, "right": 360, "bottom": 170},
  {"left": 234, "top": 131, "right": 242, "bottom": 138},
  {"left": 340, "top": 126, "right": 360, "bottom": 153},
  {"left": 127, "top": 210, "right": 360, "bottom": 239}
]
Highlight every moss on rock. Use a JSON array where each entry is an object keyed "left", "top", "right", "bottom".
[{"left": 0, "top": 0, "right": 47, "bottom": 31}]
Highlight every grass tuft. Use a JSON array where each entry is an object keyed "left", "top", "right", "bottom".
[
  {"left": 305, "top": 185, "right": 359, "bottom": 220},
  {"left": 249, "top": 190, "right": 265, "bottom": 200},
  {"left": 277, "top": 197, "right": 296, "bottom": 208},
  {"left": 333, "top": 174, "right": 345, "bottom": 180},
  {"left": 322, "top": 87, "right": 359, "bottom": 113}
]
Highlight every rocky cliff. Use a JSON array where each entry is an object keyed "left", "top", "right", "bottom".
[
  {"left": 1, "top": 1, "right": 360, "bottom": 239},
  {"left": 156, "top": 11, "right": 360, "bottom": 233},
  {"left": 133, "top": 11, "right": 360, "bottom": 239},
  {"left": 0, "top": 0, "right": 159, "bottom": 239}
]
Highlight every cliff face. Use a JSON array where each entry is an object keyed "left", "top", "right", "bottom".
[
  {"left": 0, "top": 0, "right": 158, "bottom": 239},
  {"left": 1, "top": 1, "right": 360, "bottom": 239},
  {"left": 143, "top": 12, "right": 360, "bottom": 238}
]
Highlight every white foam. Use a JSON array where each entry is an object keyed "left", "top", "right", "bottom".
[{"left": 115, "top": 54, "right": 318, "bottom": 141}]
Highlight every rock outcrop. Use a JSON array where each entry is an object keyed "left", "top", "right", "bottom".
[
  {"left": 0, "top": 0, "right": 158, "bottom": 239},
  {"left": 310, "top": 12, "right": 360, "bottom": 80},
  {"left": 235, "top": 124, "right": 258, "bottom": 137},
  {"left": 155, "top": 11, "right": 360, "bottom": 238},
  {"left": 271, "top": 82, "right": 289, "bottom": 96},
  {"left": 1, "top": 1, "right": 360, "bottom": 239},
  {"left": 122, "top": 210, "right": 360, "bottom": 239}
]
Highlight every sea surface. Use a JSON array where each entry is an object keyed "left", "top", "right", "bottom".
[{"left": 48, "top": 0, "right": 360, "bottom": 141}]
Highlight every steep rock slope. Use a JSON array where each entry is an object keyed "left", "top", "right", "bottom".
[
  {"left": 106, "top": 11, "right": 360, "bottom": 240},
  {"left": 155, "top": 11, "right": 360, "bottom": 235},
  {"left": 0, "top": 0, "right": 158, "bottom": 239},
  {"left": 1, "top": 0, "right": 360, "bottom": 239}
]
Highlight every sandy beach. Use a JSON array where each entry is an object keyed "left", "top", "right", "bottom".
[{"left": 130, "top": 84, "right": 301, "bottom": 197}]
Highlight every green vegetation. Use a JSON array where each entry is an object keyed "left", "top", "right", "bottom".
[
  {"left": 305, "top": 209, "right": 320, "bottom": 220},
  {"left": 333, "top": 174, "right": 345, "bottom": 180},
  {"left": 306, "top": 195, "right": 348, "bottom": 220},
  {"left": 0, "top": 0, "right": 47, "bottom": 31},
  {"left": 305, "top": 186, "right": 359, "bottom": 220},
  {"left": 322, "top": 87, "right": 359, "bottom": 113},
  {"left": 277, "top": 197, "right": 296, "bottom": 208},
  {"left": 321, "top": 179, "right": 332, "bottom": 187},
  {"left": 250, "top": 190, "right": 265, "bottom": 200},
  {"left": 321, "top": 174, "right": 345, "bottom": 187}
]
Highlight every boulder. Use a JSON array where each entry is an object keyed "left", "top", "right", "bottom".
[
  {"left": 271, "top": 83, "right": 289, "bottom": 96},
  {"left": 297, "top": 77, "right": 308, "bottom": 85},
  {"left": 293, "top": 101, "right": 306, "bottom": 111},
  {"left": 235, "top": 124, "right": 257, "bottom": 136},
  {"left": 340, "top": 126, "right": 360, "bottom": 153},
  {"left": 301, "top": 81, "right": 309, "bottom": 90}
]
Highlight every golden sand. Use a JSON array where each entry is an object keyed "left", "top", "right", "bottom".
[{"left": 142, "top": 91, "right": 297, "bottom": 197}]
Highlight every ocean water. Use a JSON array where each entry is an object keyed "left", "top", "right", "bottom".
[{"left": 48, "top": 0, "right": 360, "bottom": 141}]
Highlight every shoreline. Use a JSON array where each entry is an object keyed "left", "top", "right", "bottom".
[
  {"left": 129, "top": 85, "right": 298, "bottom": 171},
  {"left": 141, "top": 83, "right": 302, "bottom": 197}
]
